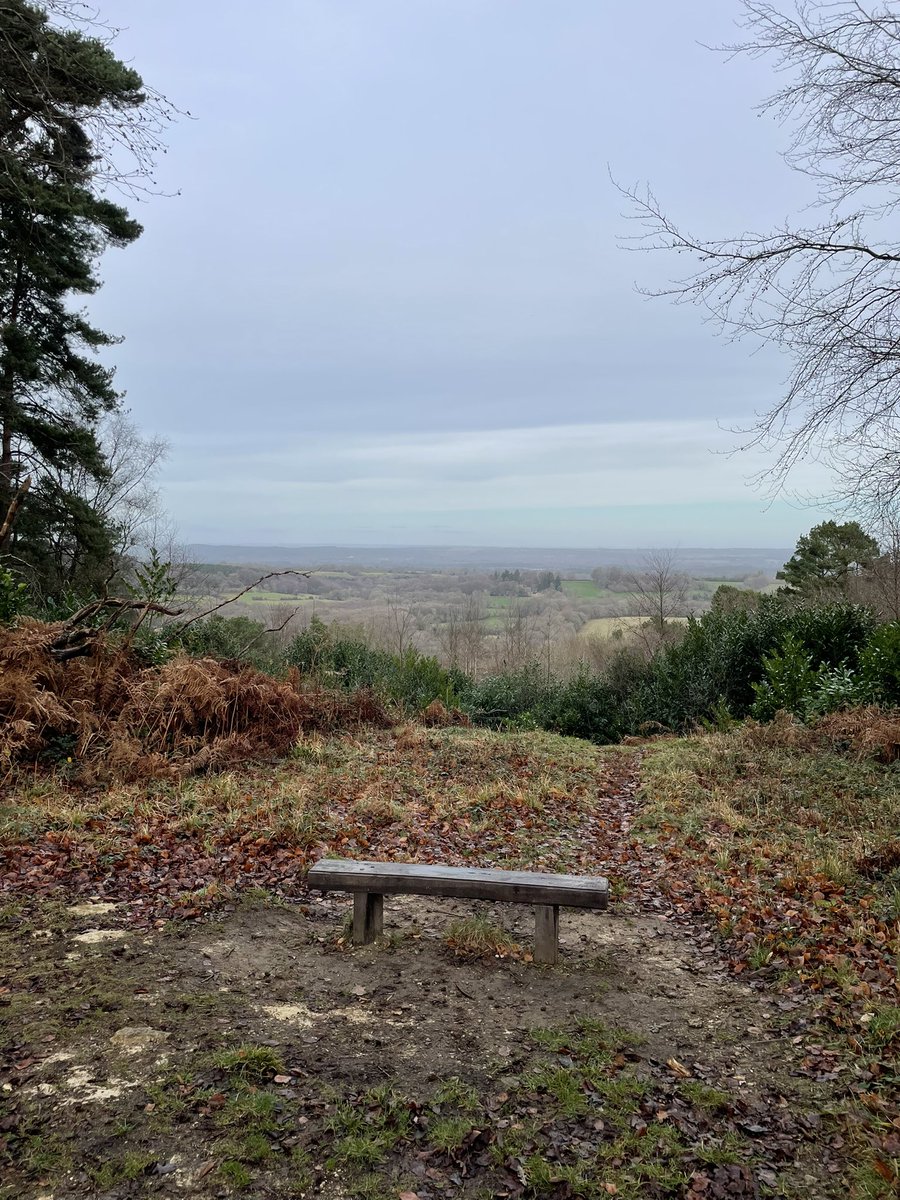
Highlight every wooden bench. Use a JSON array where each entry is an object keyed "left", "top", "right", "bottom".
[{"left": 307, "top": 859, "right": 609, "bottom": 964}]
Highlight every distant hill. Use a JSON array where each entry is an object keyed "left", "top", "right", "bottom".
[{"left": 186, "top": 544, "right": 790, "bottom": 576}]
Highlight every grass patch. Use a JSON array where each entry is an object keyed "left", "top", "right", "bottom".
[
  {"left": 680, "top": 1081, "right": 732, "bottom": 1111},
  {"left": 90, "top": 1151, "right": 156, "bottom": 1189},
  {"left": 432, "top": 1076, "right": 481, "bottom": 1110},
  {"left": 211, "top": 1044, "right": 284, "bottom": 1083},
  {"left": 325, "top": 1085, "right": 412, "bottom": 1167},
  {"left": 215, "top": 1089, "right": 279, "bottom": 1129},
  {"left": 219, "top": 1159, "right": 253, "bottom": 1188},
  {"left": 429, "top": 1114, "right": 475, "bottom": 1152},
  {"left": 522, "top": 1064, "right": 589, "bottom": 1116},
  {"left": 445, "top": 914, "right": 520, "bottom": 958},
  {"left": 560, "top": 579, "right": 605, "bottom": 599}
]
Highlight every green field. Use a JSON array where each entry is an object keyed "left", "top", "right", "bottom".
[
  {"left": 560, "top": 578, "right": 604, "bottom": 599},
  {"left": 580, "top": 614, "right": 689, "bottom": 640}
]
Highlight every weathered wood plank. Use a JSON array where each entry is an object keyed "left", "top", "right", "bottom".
[
  {"left": 534, "top": 904, "right": 559, "bottom": 965},
  {"left": 308, "top": 859, "right": 608, "bottom": 909},
  {"left": 352, "top": 891, "right": 383, "bottom": 945}
]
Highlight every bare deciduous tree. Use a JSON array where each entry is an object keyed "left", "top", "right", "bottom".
[
  {"left": 460, "top": 592, "right": 486, "bottom": 679},
  {"left": 855, "top": 515, "right": 900, "bottom": 619},
  {"left": 620, "top": 2, "right": 900, "bottom": 518},
  {"left": 627, "top": 550, "right": 690, "bottom": 652},
  {"left": 43, "top": 410, "right": 173, "bottom": 558},
  {"left": 384, "top": 596, "right": 415, "bottom": 658},
  {"left": 437, "top": 602, "right": 463, "bottom": 668},
  {"left": 495, "top": 599, "right": 534, "bottom": 671},
  {"left": 93, "top": 414, "right": 171, "bottom": 557},
  {"left": 18, "top": 412, "right": 178, "bottom": 593}
]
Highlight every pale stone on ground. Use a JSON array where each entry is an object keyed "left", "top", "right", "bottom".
[
  {"left": 72, "top": 929, "right": 128, "bottom": 945},
  {"left": 67, "top": 901, "right": 119, "bottom": 918},
  {"left": 110, "top": 1025, "right": 170, "bottom": 1054}
]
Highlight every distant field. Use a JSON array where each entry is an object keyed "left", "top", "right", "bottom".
[
  {"left": 561, "top": 579, "right": 604, "bottom": 599},
  {"left": 483, "top": 594, "right": 517, "bottom": 629},
  {"left": 580, "top": 615, "right": 689, "bottom": 640},
  {"left": 228, "top": 591, "right": 337, "bottom": 606}
]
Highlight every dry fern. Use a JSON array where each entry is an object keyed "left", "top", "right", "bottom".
[{"left": 0, "top": 622, "right": 393, "bottom": 781}]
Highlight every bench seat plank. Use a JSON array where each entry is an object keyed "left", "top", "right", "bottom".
[{"left": 308, "top": 858, "right": 608, "bottom": 910}]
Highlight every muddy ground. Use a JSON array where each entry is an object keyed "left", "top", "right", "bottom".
[{"left": 1, "top": 888, "right": 834, "bottom": 1199}]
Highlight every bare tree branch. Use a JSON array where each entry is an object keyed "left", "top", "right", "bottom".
[
  {"left": 626, "top": 550, "right": 691, "bottom": 654},
  {"left": 233, "top": 609, "right": 299, "bottom": 660},
  {"left": 619, "top": 1, "right": 900, "bottom": 517},
  {"left": 176, "top": 569, "right": 311, "bottom": 632}
]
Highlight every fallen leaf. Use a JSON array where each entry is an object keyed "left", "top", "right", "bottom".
[{"left": 873, "top": 1159, "right": 897, "bottom": 1183}]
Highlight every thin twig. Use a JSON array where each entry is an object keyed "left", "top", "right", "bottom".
[
  {"left": 176, "top": 569, "right": 310, "bottom": 631},
  {"left": 233, "top": 609, "right": 299, "bottom": 659}
]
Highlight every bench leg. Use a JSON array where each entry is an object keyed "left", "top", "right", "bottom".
[
  {"left": 534, "top": 904, "right": 559, "bottom": 965},
  {"left": 353, "top": 892, "right": 383, "bottom": 945}
]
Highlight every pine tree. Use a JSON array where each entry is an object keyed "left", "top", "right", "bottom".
[
  {"left": 777, "top": 521, "right": 880, "bottom": 598},
  {"left": 0, "top": 1, "right": 158, "bottom": 594}
]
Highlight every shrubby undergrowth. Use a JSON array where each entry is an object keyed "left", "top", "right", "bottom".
[
  {"left": 172, "top": 601, "right": 899, "bottom": 741},
  {"left": 4, "top": 598, "right": 899, "bottom": 754},
  {"left": 284, "top": 618, "right": 469, "bottom": 711}
]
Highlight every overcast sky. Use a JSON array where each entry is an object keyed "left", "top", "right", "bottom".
[{"left": 89, "top": 0, "right": 833, "bottom": 548}]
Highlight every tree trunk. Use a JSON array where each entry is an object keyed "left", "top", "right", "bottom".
[
  {"left": 0, "top": 255, "right": 27, "bottom": 509},
  {"left": 0, "top": 475, "right": 30, "bottom": 552}
]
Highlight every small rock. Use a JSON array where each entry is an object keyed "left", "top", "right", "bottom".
[
  {"left": 109, "top": 1026, "right": 169, "bottom": 1054},
  {"left": 72, "top": 929, "right": 128, "bottom": 946},
  {"left": 67, "top": 902, "right": 118, "bottom": 918}
]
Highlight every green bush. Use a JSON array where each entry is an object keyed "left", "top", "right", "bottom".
[
  {"left": 174, "top": 614, "right": 283, "bottom": 672},
  {"left": 542, "top": 669, "right": 628, "bottom": 743},
  {"left": 463, "top": 665, "right": 630, "bottom": 743},
  {"left": 750, "top": 633, "right": 820, "bottom": 721},
  {"left": 790, "top": 602, "right": 877, "bottom": 668},
  {"left": 0, "top": 568, "right": 29, "bottom": 624},
  {"left": 285, "top": 617, "right": 466, "bottom": 710},
  {"left": 744, "top": 616, "right": 899, "bottom": 723},
  {"left": 802, "top": 664, "right": 872, "bottom": 719},
  {"left": 464, "top": 665, "right": 552, "bottom": 729},
  {"left": 629, "top": 598, "right": 876, "bottom": 732},
  {"left": 859, "top": 621, "right": 900, "bottom": 707}
]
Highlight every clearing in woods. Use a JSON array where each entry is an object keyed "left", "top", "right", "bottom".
[{"left": 0, "top": 724, "right": 897, "bottom": 1198}]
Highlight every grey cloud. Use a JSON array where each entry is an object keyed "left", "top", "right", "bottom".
[{"left": 87, "top": 0, "right": 820, "bottom": 545}]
